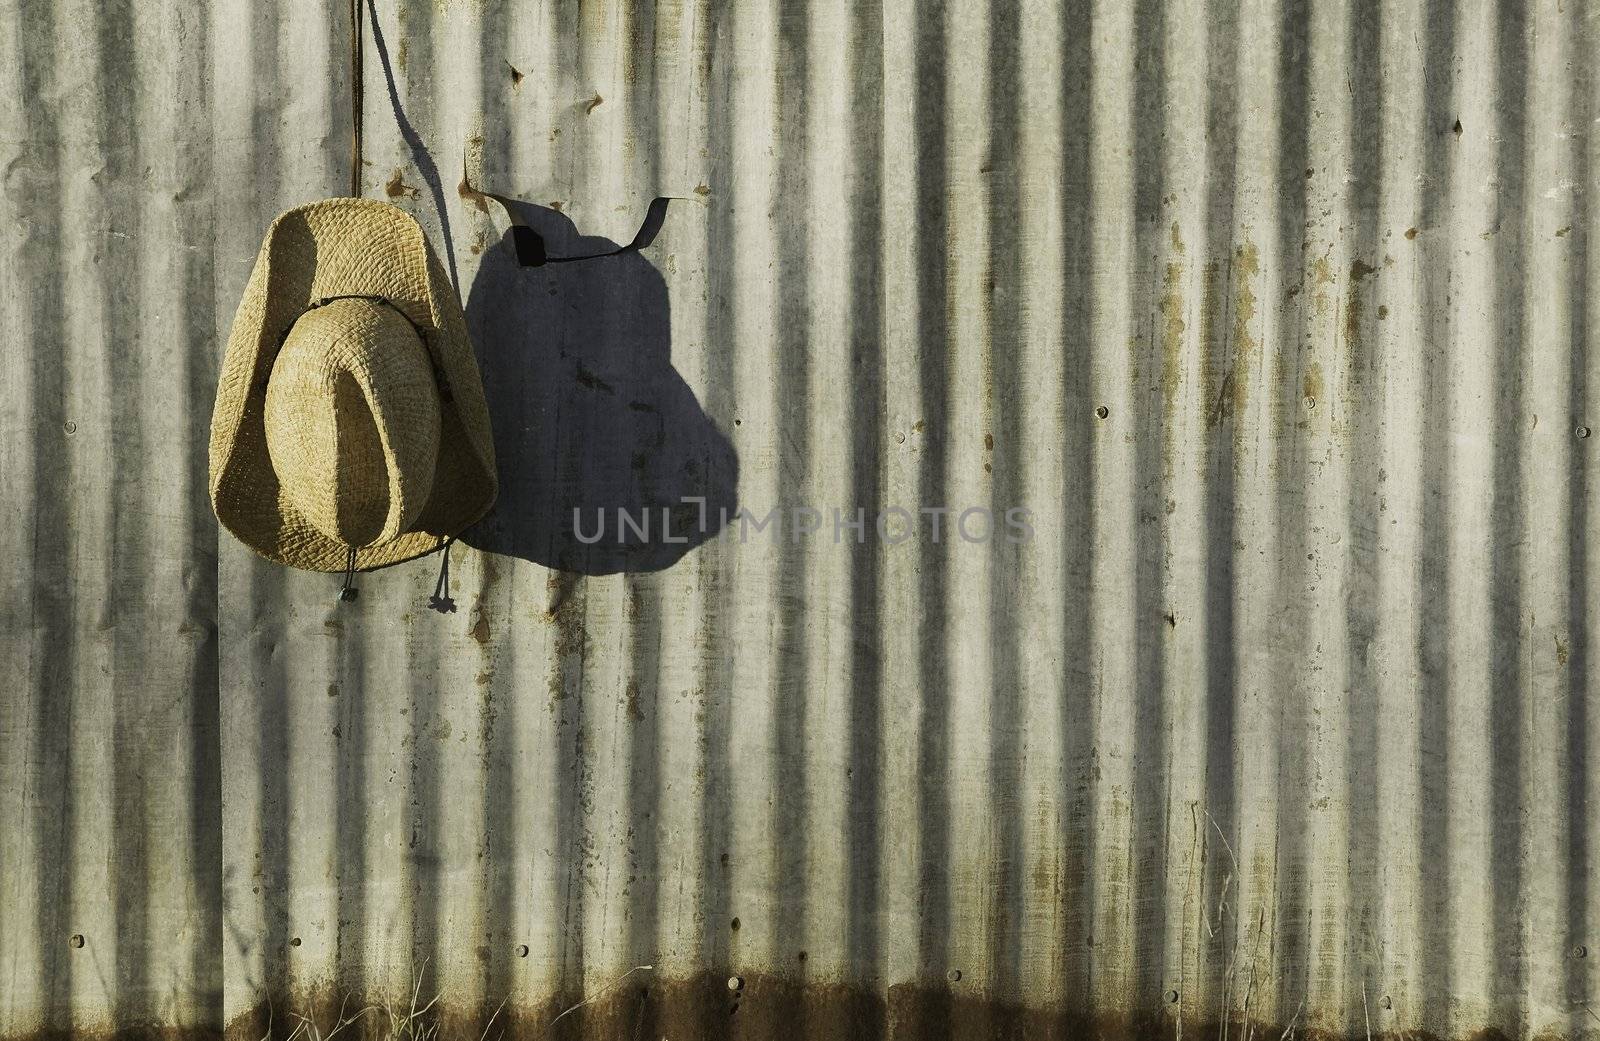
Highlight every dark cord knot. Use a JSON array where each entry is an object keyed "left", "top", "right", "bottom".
[{"left": 428, "top": 537, "right": 456, "bottom": 613}]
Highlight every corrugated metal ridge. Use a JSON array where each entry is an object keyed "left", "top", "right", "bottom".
[{"left": 2, "top": 0, "right": 1596, "bottom": 1039}]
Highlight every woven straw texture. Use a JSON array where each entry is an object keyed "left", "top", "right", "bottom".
[{"left": 209, "top": 198, "right": 496, "bottom": 572}]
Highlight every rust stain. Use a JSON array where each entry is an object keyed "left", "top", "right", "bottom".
[
  {"left": 546, "top": 570, "right": 587, "bottom": 704},
  {"left": 1345, "top": 258, "right": 1378, "bottom": 387},
  {"left": 1405, "top": 226, "right": 1419, "bottom": 240},
  {"left": 1197, "top": 257, "right": 1220, "bottom": 429},
  {"left": 385, "top": 168, "right": 420, "bottom": 199},
  {"left": 1556, "top": 225, "right": 1572, "bottom": 237},
  {"left": 1159, "top": 254, "right": 1186, "bottom": 421},
  {"left": 457, "top": 175, "right": 490, "bottom": 213},
  {"left": 1310, "top": 255, "right": 1335, "bottom": 318},
  {"left": 467, "top": 605, "right": 490, "bottom": 645},
  {"left": 624, "top": 677, "right": 645, "bottom": 721},
  {"left": 1303, "top": 361, "right": 1325, "bottom": 408},
  {"left": 458, "top": 133, "right": 491, "bottom": 213},
  {"left": 1557, "top": 635, "right": 1570, "bottom": 666},
  {"left": 1210, "top": 239, "right": 1259, "bottom": 431},
  {"left": 694, "top": 182, "right": 711, "bottom": 196},
  {"left": 396, "top": 39, "right": 408, "bottom": 72}
]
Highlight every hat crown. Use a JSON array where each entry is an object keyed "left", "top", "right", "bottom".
[{"left": 263, "top": 298, "right": 442, "bottom": 549}]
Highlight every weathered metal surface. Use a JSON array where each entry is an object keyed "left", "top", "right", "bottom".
[{"left": 2, "top": 0, "right": 1597, "bottom": 1038}]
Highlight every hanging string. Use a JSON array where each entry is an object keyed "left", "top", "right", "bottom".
[
  {"left": 340, "top": 547, "right": 360, "bottom": 603},
  {"left": 428, "top": 538, "right": 456, "bottom": 614},
  {"left": 349, "top": 0, "right": 364, "bottom": 197}
]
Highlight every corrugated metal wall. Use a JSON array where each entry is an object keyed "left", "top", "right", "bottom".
[{"left": 2, "top": 0, "right": 1597, "bottom": 1038}]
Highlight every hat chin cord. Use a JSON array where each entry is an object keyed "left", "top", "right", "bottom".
[
  {"left": 339, "top": 547, "right": 359, "bottom": 602},
  {"left": 336, "top": 538, "right": 455, "bottom": 610}
]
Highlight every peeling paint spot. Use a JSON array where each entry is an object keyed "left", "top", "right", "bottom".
[
  {"left": 1405, "top": 227, "right": 1419, "bottom": 240},
  {"left": 694, "top": 183, "right": 711, "bottom": 196},
  {"left": 585, "top": 92, "right": 604, "bottom": 114},
  {"left": 505, "top": 60, "right": 523, "bottom": 88}
]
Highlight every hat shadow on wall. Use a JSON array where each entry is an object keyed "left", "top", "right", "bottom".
[{"left": 459, "top": 201, "right": 738, "bottom": 574}]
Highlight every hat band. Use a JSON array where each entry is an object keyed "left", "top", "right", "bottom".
[{"left": 263, "top": 294, "right": 453, "bottom": 403}]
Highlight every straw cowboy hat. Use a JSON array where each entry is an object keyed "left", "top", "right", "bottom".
[{"left": 209, "top": 198, "right": 497, "bottom": 588}]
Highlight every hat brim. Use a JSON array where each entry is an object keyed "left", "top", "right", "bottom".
[{"left": 209, "top": 198, "right": 498, "bottom": 572}]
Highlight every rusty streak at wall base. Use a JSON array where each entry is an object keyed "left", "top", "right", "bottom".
[{"left": 216, "top": 974, "right": 1521, "bottom": 1041}]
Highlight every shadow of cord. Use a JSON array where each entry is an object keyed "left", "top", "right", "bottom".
[{"left": 459, "top": 201, "right": 738, "bottom": 575}]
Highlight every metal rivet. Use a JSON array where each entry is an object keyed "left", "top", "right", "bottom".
[
  {"left": 515, "top": 944, "right": 529, "bottom": 958},
  {"left": 727, "top": 975, "right": 744, "bottom": 992},
  {"left": 63, "top": 421, "right": 77, "bottom": 435},
  {"left": 1165, "top": 989, "right": 1179, "bottom": 1005},
  {"left": 1576, "top": 944, "right": 1589, "bottom": 958},
  {"left": 1305, "top": 396, "right": 1317, "bottom": 409},
  {"left": 730, "top": 917, "right": 740, "bottom": 931},
  {"left": 1577, "top": 426, "right": 1591, "bottom": 440},
  {"left": 947, "top": 969, "right": 962, "bottom": 983},
  {"left": 1095, "top": 405, "right": 1110, "bottom": 420},
  {"left": 69, "top": 934, "right": 85, "bottom": 949},
  {"left": 289, "top": 937, "right": 301, "bottom": 947}
]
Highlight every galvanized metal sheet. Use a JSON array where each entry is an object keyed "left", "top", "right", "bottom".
[{"left": 2, "top": 0, "right": 1597, "bottom": 1038}]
